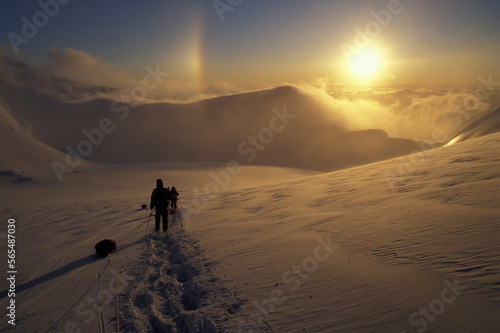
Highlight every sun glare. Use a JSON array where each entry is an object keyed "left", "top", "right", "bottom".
[{"left": 349, "top": 49, "right": 380, "bottom": 80}]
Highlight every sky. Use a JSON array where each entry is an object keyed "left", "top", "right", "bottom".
[{"left": 0, "top": 0, "right": 499, "bottom": 94}]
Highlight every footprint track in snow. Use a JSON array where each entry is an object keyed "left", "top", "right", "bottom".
[{"left": 120, "top": 228, "right": 241, "bottom": 332}]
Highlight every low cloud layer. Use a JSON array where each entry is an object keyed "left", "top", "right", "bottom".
[
  {"left": 39, "top": 48, "right": 242, "bottom": 103},
  {"left": 299, "top": 85, "right": 497, "bottom": 142},
  {"left": 40, "top": 48, "right": 138, "bottom": 90},
  {"left": 8, "top": 50, "right": 499, "bottom": 144}
]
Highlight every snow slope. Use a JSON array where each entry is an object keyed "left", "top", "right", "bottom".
[
  {"left": 446, "top": 107, "right": 500, "bottom": 146},
  {"left": 0, "top": 130, "right": 498, "bottom": 332},
  {"left": 0, "top": 160, "right": 317, "bottom": 332},
  {"left": 0, "top": 97, "right": 75, "bottom": 177},
  {"left": 182, "top": 132, "right": 500, "bottom": 332}
]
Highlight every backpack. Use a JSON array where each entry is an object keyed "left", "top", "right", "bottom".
[
  {"left": 152, "top": 187, "right": 171, "bottom": 208},
  {"left": 95, "top": 239, "right": 117, "bottom": 257}
]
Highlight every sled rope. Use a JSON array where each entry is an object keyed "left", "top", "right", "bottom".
[
  {"left": 116, "top": 275, "right": 119, "bottom": 333},
  {"left": 108, "top": 258, "right": 120, "bottom": 333},
  {"left": 19, "top": 210, "right": 130, "bottom": 303},
  {"left": 17, "top": 260, "right": 104, "bottom": 316},
  {"left": 115, "top": 210, "right": 154, "bottom": 242},
  {"left": 10, "top": 209, "right": 151, "bottom": 331},
  {"left": 41, "top": 260, "right": 110, "bottom": 333},
  {"left": 96, "top": 270, "right": 106, "bottom": 333},
  {"left": 144, "top": 208, "right": 155, "bottom": 236}
]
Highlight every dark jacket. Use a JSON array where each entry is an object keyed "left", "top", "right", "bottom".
[
  {"left": 150, "top": 187, "right": 174, "bottom": 211},
  {"left": 171, "top": 187, "right": 179, "bottom": 200}
]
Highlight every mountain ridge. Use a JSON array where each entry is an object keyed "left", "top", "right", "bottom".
[{"left": 0, "top": 57, "right": 427, "bottom": 172}]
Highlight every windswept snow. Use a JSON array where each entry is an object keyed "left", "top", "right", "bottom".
[
  {"left": 1, "top": 132, "right": 499, "bottom": 332},
  {"left": 184, "top": 132, "right": 500, "bottom": 332}
]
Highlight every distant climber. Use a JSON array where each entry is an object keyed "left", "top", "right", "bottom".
[
  {"left": 171, "top": 186, "right": 179, "bottom": 209},
  {"left": 150, "top": 179, "right": 174, "bottom": 232}
]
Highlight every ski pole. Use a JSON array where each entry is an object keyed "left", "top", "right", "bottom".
[{"left": 177, "top": 200, "right": 184, "bottom": 228}]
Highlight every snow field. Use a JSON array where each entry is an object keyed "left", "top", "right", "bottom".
[
  {"left": 0, "top": 104, "right": 498, "bottom": 331},
  {"left": 184, "top": 132, "right": 500, "bottom": 332}
]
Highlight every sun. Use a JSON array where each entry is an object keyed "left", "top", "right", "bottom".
[{"left": 349, "top": 49, "right": 380, "bottom": 80}]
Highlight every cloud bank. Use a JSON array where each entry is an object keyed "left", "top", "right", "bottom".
[
  {"left": 299, "top": 85, "right": 496, "bottom": 142},
  {"left": 40, "top": 48, "right": 137, "bottom": 90},
  {"left": 26, "top": 49, "right": 500, "bottom": 142},
  {"left": 39, "top": 48, "right": 242, "bottom": 103}
]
